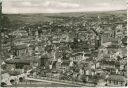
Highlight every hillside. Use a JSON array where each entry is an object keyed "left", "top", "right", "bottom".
[{"left": 3, "top": 10, "right": 127, "bottom": 27}]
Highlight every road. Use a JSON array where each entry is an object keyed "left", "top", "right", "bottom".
[
  {"left": 7, "top": 77, "right": 89, "bottom": 87},
  {"left": 4, "top": 69, "right": 94, "bottom": 87},
  {"left": 8, "top": 81, "right": 81, "bottom": 87}
]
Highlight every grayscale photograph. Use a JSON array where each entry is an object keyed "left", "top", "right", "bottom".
[{"left": 0, "top": 0, "right": 127, "bottom": 87}]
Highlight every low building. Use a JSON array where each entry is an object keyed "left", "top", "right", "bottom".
[
  {"left": 70, "top": 52, "right": 91, "bottom": 62},
  {"left": 105, "top": 75, "right": 126, "bottom": 86},
  {"left": 12, "top": 44, "right": 28, "bottom": 57},
  {"left": 99, "top": 55, "right": 119, "bottom": 68},
  {"left": 82, "top": 69, "right": 97, "bottom": 85},
  {"left": 106, "top": 44, "right": 119, "bottom": 54},
  {"left": 59, "top": 60, "right": 70, "bottom": 70},
  {"left": 5, "top": 58, "right": 31, "bottom": 74},
  {"left": 11, "top": 30, "right": 28, "bottom": 38}
]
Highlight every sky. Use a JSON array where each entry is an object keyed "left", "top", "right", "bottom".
[{"left": 2, "top": 0, "right": 127, "bottom": 14}]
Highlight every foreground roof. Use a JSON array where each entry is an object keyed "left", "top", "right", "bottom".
[{"left": 106, "top": 75, "right": 126, "bottom": 82}]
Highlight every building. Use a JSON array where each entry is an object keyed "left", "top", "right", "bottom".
[
  {"left": 59, "top": 60, "right": 70, "bottom": 70},
  {"left": 98, "top": 42, "right": 119, "bottom": 61},
  {"left": 11, "top": 30, "right": 28, "bottom": 38},
  {"left": 82, "top": 69, "right": 97, "bottom": 85},
  {"left": 11, "top": 44, "right": 28, "bottom": 57},
  {"left": 70, "top": 52, "right": 91, "bottom": 62},
  {"left": 5, "top": 58, "right": 31, "bottom": 74},
  {"left": 39, "top": 54, "right": 50, "bottom": 69},
  {"left": 106, "top": 44, "right": 119, "bottom": 54},
  {"left": 105, "top": 75, "right": 126, "bottom": 86},
  {"left": 99, "top": 54, "right": 119, "bottom": 69}
]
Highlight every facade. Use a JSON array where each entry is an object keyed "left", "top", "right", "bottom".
[
  {"left": 12, "top": 44, "right": 28, "bottom": 57},
  {"left": 5, "top": 59, "right": 31, "bottom": 74},
  {"left": 106, "top": 75, "right": 126, "bottom": 86}
]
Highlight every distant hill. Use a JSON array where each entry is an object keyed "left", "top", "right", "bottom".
[{"left": 3, "top": 10, "right": 127, "bottom": 27}]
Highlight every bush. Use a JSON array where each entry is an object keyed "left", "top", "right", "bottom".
[
  {"left": 19, "top": 77, "right": 24, "bottom": 82},
  {"left": 1, "top": 82, "right": 7, "bottom": 87},
  {"left": 10, "top": 79, "right": 15, "bottom": 84}
]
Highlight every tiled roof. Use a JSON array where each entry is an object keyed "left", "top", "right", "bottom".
[
  {"left": 106, "top": 75, "right": 126, "bottom": 82},
  {"left": 106, "top": 44, "right": 119, "bottom": 49},
  {"left": 5, "top": 55, "right": 39, "bottom": 64},
  {"left": 14, "top": 44, "right": 28, "bottom": 50},
  {"left": 61, "top": 61, "right": 70, "bottom": 66},
  {"left": 5, "top": 59, "right": 30, "bottom": 64}
]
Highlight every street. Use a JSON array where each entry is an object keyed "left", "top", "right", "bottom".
[{"left": 8, "top": 81, "right": 81, "bottom": 87}]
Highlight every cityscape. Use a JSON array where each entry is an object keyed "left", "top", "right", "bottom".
[{"left": 0, "top": 1, "right": 127, "bottom": 87}]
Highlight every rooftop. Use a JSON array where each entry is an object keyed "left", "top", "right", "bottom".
[
  {"left": 14, "top": 44, "right": 28, "bottom": 50},
  {"left": 61, "top": 60, "right": 70, "bottom": 66},
  {"left": 106, "top": 75, "right": 126, "bottom": 82},
  {"left": 5, "top": 59, "right": 30, "bottom": 64},
  {"left": 71, "top": 52, "right": 91, "bottom": 57}
]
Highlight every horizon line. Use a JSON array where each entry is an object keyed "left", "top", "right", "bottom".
[{"left": 2, "top": 9, "right": 127, "bottom": 14}]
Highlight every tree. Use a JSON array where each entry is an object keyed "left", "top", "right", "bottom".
[
  {"left": 10, "top": 79, "right": 15, "bottom": 85},
  {"left": 1, "top": 82, "right": 7, "bottom": 87}
]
